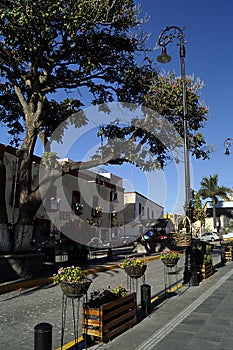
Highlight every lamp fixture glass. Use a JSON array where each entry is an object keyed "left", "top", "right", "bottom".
[{"left": 157, "top": 46, "right": 172, "bottom": 64}]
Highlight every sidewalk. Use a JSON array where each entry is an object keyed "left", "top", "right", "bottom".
[{"left": 87, "top": 261, "right": 233, "bottom": 350}]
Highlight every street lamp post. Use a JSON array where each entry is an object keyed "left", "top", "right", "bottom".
[
  {"left": 224, "top": 138, "right": 233, "bottom": 155},
  {"left": 157, "top": 26, "right": 198, "bottom": 286},
  {"left": 157, "top": 26, "right": 191, "bottom": 219}
]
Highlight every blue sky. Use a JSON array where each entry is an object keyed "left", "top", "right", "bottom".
[
  {"left": 103, "top": 0, "right": 233, "bottom": 214},
  {"left": 124, "top": 0, "right": 233, "bottom": 213},
  {"left": 1, "top": 0, "right": 233, "bottom": 215}
]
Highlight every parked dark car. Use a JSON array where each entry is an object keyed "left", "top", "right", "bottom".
[{"left": 143, "top": 230, "right": 173, "bottom": 243}]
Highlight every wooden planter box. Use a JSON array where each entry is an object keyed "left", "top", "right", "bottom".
[
  {"left": 201, "top": 262, "right": 213, "bottom": 279},
  {"left": 82, "top": 293, "right": 137, "bottom": 342},
  {"left": 224, "top": 251, "right": 233, "bottom": 262}
]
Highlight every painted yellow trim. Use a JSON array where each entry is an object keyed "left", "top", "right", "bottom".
[{"left": 0, "top": 255, "right": 162, "bottom": 294}]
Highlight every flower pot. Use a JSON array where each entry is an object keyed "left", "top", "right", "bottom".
[
  {"left": 161, "top": 257, "right": 179, "bottom": 268},
  {"left": 60, "top": 278, "right": 92, "bottom": 298},
  {"left": 175, "top": 234, "right": 191, "bottom": 247},
  {"left": 124, "top": 265, "right": 147, "bottom": 279}
]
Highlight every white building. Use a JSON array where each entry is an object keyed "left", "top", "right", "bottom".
[
  {"left": 204, "top": 200, "right": 233, "bottom": 232},
  {"left": 124, "top": 191, "right": 164, "bottom": 239}
]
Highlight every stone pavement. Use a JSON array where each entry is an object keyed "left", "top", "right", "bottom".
[
  {"left": 88, "top": 259, "right": 233, "bottom": 350},
  {"left": 0, "top": 247, "right": 225, "bottom": 350}
]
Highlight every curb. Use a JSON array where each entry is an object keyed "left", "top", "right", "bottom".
[{"left": 0, "top": 255, "right": 161, "bottom": 295}]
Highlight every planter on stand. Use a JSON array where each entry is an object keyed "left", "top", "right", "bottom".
[
  {"left": 124, "top": 265, "right": 147, "bottom": 292},
  {"left": 60, "top": 278, "right": 92, "bottom": 350},
  {"left": 124, "top": 265, "right": 147, "bottom": 279},
  {"left": 59, "top": 279, "right": 92, "bottom": 298},
  {"left": 82, "top": 293, "right": 137, "bottom": 343},
  {"left": 161, "top": 257, "right": 179, "bottom": 268},
  {"left": 161, "top": 257, "right": 180, "bottom": 296}
]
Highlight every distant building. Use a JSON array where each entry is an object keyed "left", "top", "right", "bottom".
[
  {"left": 204, "top": 200, "right": 233, "bottom": 232},
  {"left": 152, "top": 218, "right": 175, "bottom": 234},
  {"left": 124, "top": 191, "right": 164, "bottom": 239},
  {"left": 163, "top": 213, "right": 181, "bottom": 231}
]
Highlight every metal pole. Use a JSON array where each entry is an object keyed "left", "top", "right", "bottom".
[
  {"left": 157, "top": 26, "right": 198, "bottom": 286},
  {"left": 179, "top": 33, "right": 191, "bottom": 221},
  {"left": 157, "top": 26, "right": 191, "bottom": 221}
]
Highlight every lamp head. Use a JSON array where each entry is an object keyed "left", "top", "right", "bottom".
[
  {"left": 157, "top": 46, "right": 172, "bottom": 64},
  {"left": 225, "top": 147, "right": 230, "bottom": 156}
]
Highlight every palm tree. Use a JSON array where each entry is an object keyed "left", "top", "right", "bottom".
[{"left": 198, "top": 174, "right": 231, "bottom": 230}]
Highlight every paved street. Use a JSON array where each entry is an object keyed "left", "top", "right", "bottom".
[{"left": 0, "top": 247, "right": 223, "bottom": 350}]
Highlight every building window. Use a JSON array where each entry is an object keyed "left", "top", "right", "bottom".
[
  {"left": 71, "top": 191, "right": 83, "bottom": 215},
  {"left": 92, "top": 195, "right": 102, "bottom": 218},
  {"left": 139, "top": 203, "right": 142, "bottom": 219},
  {"left": 110, "top": 189, "right": 117, "bottom": 202},
  {"left": 10, "top": 174, "right": 20, "bottom": 208},
  {"left": 147, "top": 207, "right": 150, "bottom": 219},
  {"left": 45, "top": 185, "right": 58, "bottom": 211}
]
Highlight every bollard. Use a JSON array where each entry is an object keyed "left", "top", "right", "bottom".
[
  {"left": 141, "top": 284, "right": 151, "bottom": 316},
  {"left": 34, "top": 322, "right": 52, "bottom": 350},
  {"left": 221, "top": 251, "right": 225, "bottom": 266}
]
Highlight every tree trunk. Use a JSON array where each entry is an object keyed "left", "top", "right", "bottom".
[
  {"left": 14, "top": 167, "right": 59, "bottom": 251},
  {"left": 0, "top": 160, "right": 11, "bottom": 251},
  {"left": 13, "top": 224, "right": 34, "bottom": 251},
  {"left": 13, "top": 117, "right": 38, "bottom": 251}
]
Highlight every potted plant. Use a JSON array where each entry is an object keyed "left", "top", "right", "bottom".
[
  {"left": 82, "top": 285, "right": 137, "bottom": 342},
  {"left": 160, "top": 249, "right": 180, "bottom": 267},
  {"left": 201, "top": 253, "right": 213, "bottom": 279},
  {"left": 54, "top": 266, "right": 92, "bottom": 298},
  {"left": 120, "top": 257, "right": 147, "bottom": 278},
  {"left": 87, "top": 285, "right": 128, "bottom": 308}
]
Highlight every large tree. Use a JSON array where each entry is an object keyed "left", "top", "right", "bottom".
[
  {"left": 0, "top": 0, "right": 210, "bottom": 252},
  {"left": 198, "top": 174, "right": 231, "bottom": 230},
  {"left": 0, "top": 0, "right": 156, "bottom": 251}
]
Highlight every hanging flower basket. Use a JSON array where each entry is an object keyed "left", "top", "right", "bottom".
[
  {"left": 59, "top": 279, "right": 92, "bottom": 298},
  {"left": 160, "top": 249, "right": 180, "bottom": 268},
  {"left": 54, "top": 266, "right": 92, "bottom": 298},
  {"left": 124, "top": 265, "right": 147, "bottom": 279},
  {"left": 161, "top": 257, "right": 179, "bottom": 268},
  {"left": 174, "top": 233, "right": 192, "bottom": 247}
]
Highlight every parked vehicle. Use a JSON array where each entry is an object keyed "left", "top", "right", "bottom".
[
  {"left": 87, "top": 237, "right": 103, "bottom": 248},
  {"left": 222, "top": 232, "right": 233, "bottom": 241},
  {"left": 142, "top": 230, "right": 173, "bottom": 243},
  {"left": 199, "top": 232, "right": 220, "bottom": 242}
]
